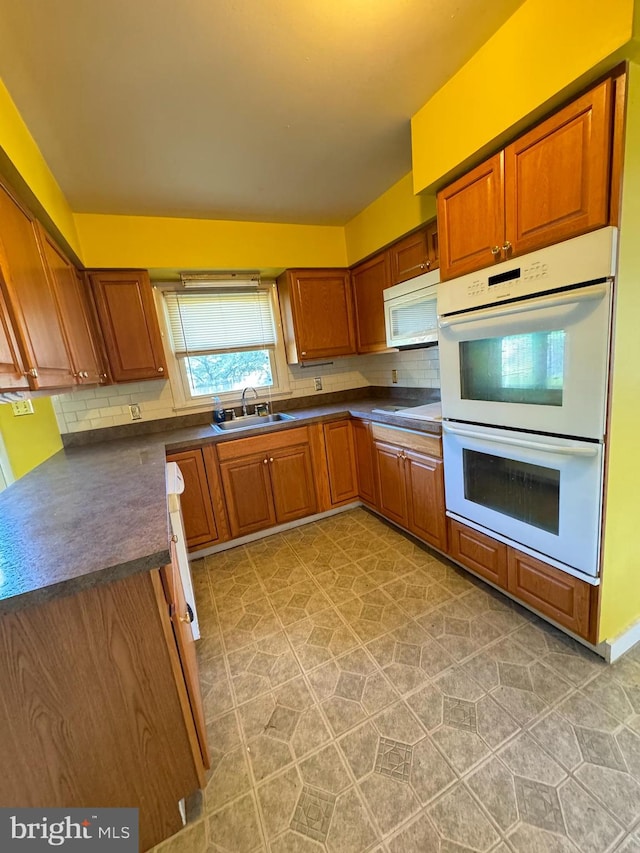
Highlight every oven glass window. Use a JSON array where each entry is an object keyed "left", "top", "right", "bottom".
[
  {"left": 460, "top": 330, "right": 565, "bottom": 405},
  {"left": 463, "top": 449, "right": 560, "bottom": 534}
]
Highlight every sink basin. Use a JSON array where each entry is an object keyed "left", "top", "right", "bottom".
[{"left": 211, "top": 412, "right": 296, "bottom": 433}]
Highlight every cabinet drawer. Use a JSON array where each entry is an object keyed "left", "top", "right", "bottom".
[
  {"left": 371, "top": 423, "right": 441, "bottom": 458},
  {"left": 448, "top": 520, "right": 508, "bottom": 588},
  {"left": 216, "top": 425, "right": 310, "bottom": 462},
  {"left": 507, "top": 548, "right": 594, "bottom": 640}
]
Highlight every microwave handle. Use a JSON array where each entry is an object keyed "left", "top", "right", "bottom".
[
  {"left": 438, "top": 282, "right": 609, "bottom": 328},
  {"left": 442, "top": 424, "right": 600, "bottom": 457}
]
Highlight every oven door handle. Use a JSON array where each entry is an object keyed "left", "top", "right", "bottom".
[
  {"left": 438, "top": 282, "right": 609, "bottom": 328},
  {"left": 442, "top": 424, "right": 600, "bottom": 456}
]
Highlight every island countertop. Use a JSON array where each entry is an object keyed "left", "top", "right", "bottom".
[{"left": 0, "top": 396, "right": 441, "bottom": 614}]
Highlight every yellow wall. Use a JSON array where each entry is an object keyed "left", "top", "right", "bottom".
[
  {"left": 0, "top": 398, "right": 62, "bottom": 480},
  {"left": 598, "top": 61, "right": 640, "bottom": 643},
  {"left": 411, "top": 0, "right": 636, "bottom": 194},
  {"left": 74, "top": 213, "right": 348, "bottom": 273},
  {"left": 0, "top": 80, "right": 81, "bottom": 257},
  {"left": 344, "top": 173, "right": 436, "bottom": 266}
]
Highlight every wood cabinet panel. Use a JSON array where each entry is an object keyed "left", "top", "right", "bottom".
[
  {"left": 269, "top": 444, "right": 317, "bottom": 523},
  {"left": 352, "top": 419, "right": 376, "bottom": 505},
  {"left": 0, "top": 184, "right": 73, "bottom": 389},
  {"left": 216, "top": 426, "right": 311, "bottom": 462},
  {"left": 505, "top": 79, "right": 612, "bottom": 256},
  {"left": 438, "top": 153, "right": 505, "bottom": 281},
  {"left": 323, "top": 420, "right": 359, "bottom": 505},
  {"left": 405, "top": 451, "right": 447, "bottom": 551},
  {"left": 166, "top": 449, "right": 219, "bottom": 549},
  {"left": 277, "top": 269, "right": 355, "bottom": 362},
  {"left": 390, "top": 228, "right": 431, "bottom": 284},
  {"left": 507, "top": 547, "right": 593, "bottom": 640},
  {"left": 219, "top": 452, "right": 276, "bottom": 538},
  {"left": 351, "top": 252, "right": 390, "bottom": 353},
  {"left": 36, "top": 226, "right": 102, "bottom": 385},
  {"left": 88, "top": 270, "right": 167, "bottom": 383},
  {"left": 0, "top": 279, "right": 27, "bottom": 390},
  {"left": 448, "top": 519, "right": 508, "bottom": 588},
  {"left": 425, "top": 219, "right": 439, "bottom": 271},
  {"left": 373, "top": 440, "right": 407, "bottom": 526}
]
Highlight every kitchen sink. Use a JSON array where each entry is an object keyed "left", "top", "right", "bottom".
[{"left": 211, "top": 412, "right": 296, "bottom": 433}]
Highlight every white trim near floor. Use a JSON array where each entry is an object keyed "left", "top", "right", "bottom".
[
  {"left": 0, "top": 429, "right": 14, "bottom": 491},
  {"left": 598, "top": 617, "right": 640, "bottom": 663}
]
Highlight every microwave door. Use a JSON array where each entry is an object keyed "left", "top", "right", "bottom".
[
  {"left": 439, "top": 283, "right": 612, "bottom": 440},
  {"left": 385, "top": 290, "right": 438, "bottom": 348}
]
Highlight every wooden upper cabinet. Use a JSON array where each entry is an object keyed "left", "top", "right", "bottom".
[
  {"left": 0, "top": 185, "right": 73, "bottom": 389},
  {"left": 277, "top": 268, "right": 355, "bottom": 362},
  {"left": 351, "top": 251, "right": 390, "bottom": 354},
  {"left": 88, "top": 270, "right": 167, "bottom": 383},
  {"left": 0, "top": 282, "right": 28, "bottom": 391},
  {"left": 438, "top": 153, "right": 505, "bottom": 280},
  {"left": 504, "top": 78, "right": 613, "bottom": 257},
  {"left": 389, "top": 227, "right": 431, "bottom": 284},
  {"left": 424, "top": 219, "right": 439, "bottom": 271},
  {"left": 35, "top": 225, "right": 102, "bottom": 385}
]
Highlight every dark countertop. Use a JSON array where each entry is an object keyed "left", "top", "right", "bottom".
[{"left": 0, "top": 395, "right": 441, "bottom": 615}]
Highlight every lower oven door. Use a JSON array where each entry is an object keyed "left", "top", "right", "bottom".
[{"left": 442, "top": 422, "right": 604, "bottom": 578}]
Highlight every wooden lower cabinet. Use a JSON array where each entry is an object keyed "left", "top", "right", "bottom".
[
  {"left": 323, "top": 419, "right": 359, "bottom": 505},
  {"left": 448, "top": 519, "right": 508, "bottom": 588},
  {"left": 167, "top": 448, "right": 220, "bottom": 549},
  {"left": 217, "top": 427, "right": 317, "bottom": 538},
  {"left": 352, "top": 419, "right": 376, "bottom": 505},
  {"left": 405, "top": 451, "right": 447, "bottom": 551},
  {"left": 374, "top": 440, "right": 408, "bottom": 526},
  {"left": 507, "top": 547, "right": 595, "bottom": 641}
]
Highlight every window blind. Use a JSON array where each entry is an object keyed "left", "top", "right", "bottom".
[{"left": 164, "top": 290, "right": 276, "bottom": 356}]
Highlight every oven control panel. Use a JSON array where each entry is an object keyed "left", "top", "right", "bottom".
[{"left": 438, "top": 227, "right": 616, "bottom": 316}]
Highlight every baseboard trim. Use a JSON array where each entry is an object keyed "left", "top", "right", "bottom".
[{"left": 597, "top": 618, "right": 640, "bottom": 663}]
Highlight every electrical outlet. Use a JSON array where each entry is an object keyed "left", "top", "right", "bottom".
[
  {"left": 129, "top": 403, "right": 142, "bottom": 420},
  {"left": 11, "top": 400, "right": 34, "bottom": 416},
  {"left": 391, "top": 369, "right": 398, "bottom": 384},
  {"left": 314, "top": 377, "right": 323, "bottom": 391}
]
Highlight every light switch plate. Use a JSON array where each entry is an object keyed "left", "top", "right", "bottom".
[
  {"left": 391, "top": 370, "right": 398, "bottom": 384},
  {"left": 129, "top": 403, "right": 142, "bottom": 420},
  {"left": 11, "top": 400, "right": 34, "bottom": 416},
  {"left": 314, "top": 377, "right": 323, "bottom": 391}
]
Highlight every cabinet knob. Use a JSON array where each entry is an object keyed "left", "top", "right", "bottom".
[
  {"left": 171, "top": 534, "right": 178, "bottom": 543},
  {"left": 263, "top": 458, "right": 268, "bottom": 464},
  {"left": 491, "top": 246, "right": 501, "bottom": 256},
  {"left": 301, "top": 351, "right": 307, "bottom": 356},
  {"left": 502, "top": 241, "right": 512, "bottom": 254},
  {"left": 157, "top": 366, "right": 164, "bottom": 373},
  {"left": 269, "top": 457, "right": 274, "bottom": 463}
]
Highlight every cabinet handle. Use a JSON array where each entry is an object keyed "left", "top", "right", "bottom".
[
  {"left": 269, "top": 457, "right": 274, "bottom": 463},
  {"left": 171, "top": 534, "right": 178, "bottom": 543},
  {"left": 24, "top": 368, "right": 38, "bottom": 379},
  {"left": 301, "top": 351, "right": 307, "bottom": 356},
  {"left": 157, "top": 366, "right": 164, "bottom": 373},
  {"left": 502, "top": 241, "right": 512, "bottom": 254},
  {"left": 490, "top": 246, "right": 501, "bottom": 256},
  {"left": 179, "top": 604, "right": 194, "bottom": 624},
  {"left": 263, "top": 458, "right": 268, "bottom": 464}
]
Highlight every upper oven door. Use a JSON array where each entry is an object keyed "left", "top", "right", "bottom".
[{"left": 439, "top": 282, "right": 612, "bottom": 440}]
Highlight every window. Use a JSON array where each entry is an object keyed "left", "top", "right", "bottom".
[{"left": 163, "top": 285, "right": 289, "bottom": 403}]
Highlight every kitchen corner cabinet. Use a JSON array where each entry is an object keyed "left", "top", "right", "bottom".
[
  {"left": 217, "top": 426, "right": 317, "bottom": 538},
  {"left": 438, "top": 77, "right": 615, "bottom": 280},
  {"left": 0, "top": 183, "right": 73, "bottom": 389},
  {"left": 277, "top": 268, "right": 356, "bottom": 362},
  {"left": 351, "top": 251, "right": 390, "bottom": 354},
  {"left": 35, "top": 225, "right": 104, "bottom": 385},
  {"left": 352, "top": 419, "right": 377, "bottom": 506},
  {"left": 166, "top": 448, "right": 221, "bottom": 549},
  {"left": 88, "top": 269, "right": 168, "bottom": 383},
  {"left": 323, "top": 419, "right": 359, "bottom": 505},
  {"left": 389, "top": 220, "right": 439, "bottom": 284},
  {"left": 371, "top": 423, "right": 447, "bottom": 552}
]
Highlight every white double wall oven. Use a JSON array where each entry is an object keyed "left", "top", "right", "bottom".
[{"left": 438, "top": 227, "right": 617, "bottom": 581}]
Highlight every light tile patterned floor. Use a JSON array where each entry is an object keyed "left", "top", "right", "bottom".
[{"left": 153, "top": 509, "right": 640, "bottom": 853}]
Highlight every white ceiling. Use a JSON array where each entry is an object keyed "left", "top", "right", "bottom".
[{"left": 0, "top": 0, "right": 525, "bottom": 225}]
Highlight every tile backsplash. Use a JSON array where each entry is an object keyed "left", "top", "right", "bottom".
[{"left": 52, "top": 347, "right": 440, "bottom": 434}]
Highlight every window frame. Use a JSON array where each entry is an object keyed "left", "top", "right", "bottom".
[{"left": 156, "top": 281, "right": 291, "bottom": 412}]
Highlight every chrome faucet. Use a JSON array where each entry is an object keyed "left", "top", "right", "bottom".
[{"left": 241, "top": 386, "right": 258, "bottom": 416}]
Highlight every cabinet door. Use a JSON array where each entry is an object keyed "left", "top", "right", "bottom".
[
  {"left": 323, "top": 420, "right": 358, "bottom": 505},
  {"left": 89, "top": 270, "right": 167, "bottom": 383},
  {"left": 351, "top": 252, "right": 390, "bottom": 354},
  {"left": 389, "top": 228, "right": 430, "bottom": 284},
  {"left": 36, "top": 226, "right": 102, "bottom": 385},
  {"left": 425, "top": 219, "right": 439, "bottom": 271},
  {"left": 448, "top": 519, "right": 508, "bottom": 589},
  {"left": 0, "top": 185, "right": 73, "bottom": 389},
  {"left": 219, "top": 452, "right": 276, "bottom": 538},
  {"left": 352, "top": 419, "right": 376, "bottom": 505},
  {"left": 163, "top": 544, "right": 210, "bottom": 770},
  {"left": 405, "top": 451, "right": 447, "bottom": 551},
  {"left": 281, "top": 269, "right": 356, "bottom": 361},
  {"left": 373, "top": 440, "right": 407, "bottom": 526},
  {"left": 166, "top": 449, "right": 219, "bottom": 549},
  {"left": 269, "top": 444, "right": 317, "bottom": 524},
  {"left": 437, "top": 153, "right": 505, "bottom": 281},
  {"left": 0, "top": 279, "right": 28, "bottom": 390},
  {"left": 505, "top": 79, "right": 612, "bottom": 257},
  {"left": 507, "top": 547, "right": 594, "bottom": 640}
]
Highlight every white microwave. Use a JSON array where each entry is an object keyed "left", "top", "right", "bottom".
[{"left": 383, "top": 269, "right": 439, "bottom": 349}]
